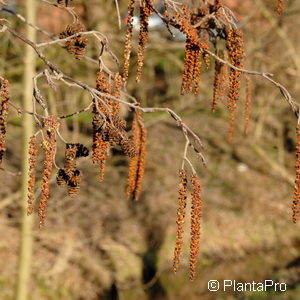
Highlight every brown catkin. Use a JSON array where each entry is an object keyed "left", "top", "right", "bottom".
[
  {"left": 173, "top": 169, "right": 188, "bottom": 273},
  {"left": 293, "top": 125, "right": 300, "bottom": 223},
  {"left": 226, "top": 28, "right": 244, "bottom": 142},
  {"left": 27, "top": 135, "right": 38, "bottom": 216},
  {"left": 244, "top": 76, "right": 252, "bottom": 135},
  {"left": 181, "top": 40, "right": 202, "bottom": 95},
  {"left": 126, "top": 109, "right": 147, "bottom": 200},
  {"left": 92, "top": 72, "right": 112, "bottom": 182},
  {"left": 136, "top": 0, "right": 154, "bottom": 82},
  {"left": 189, "top": 174, "right": 202, "bottom": 281},
  {"left": 166, "top": 7, "right": 208, "bottom": 95},
  {"left": 38, "top": 116, "right": 59, "bottom": 227},
  {"left": 126, "top": 110, "right": 141, "bottom": 198},
  {"left": 212, "top": 58, "right": 222, "bottom": 112},
  {"left": 133, "top": 119, "right": 147, "bottom": 200},
  {"left": 93, "top": 72, "right": 134, "bottom": 181},
  {"left": 276, "top": 0, "right": 285, "bottom": 15},
  {"left": 123, "top": 0, "right": 135, "bottom": 84},
  {"left": 0, "top": 78, "right": 9, "bottom": 166},
  {"left": 59, "top": 22, "right": 88, "bottom": 59}
]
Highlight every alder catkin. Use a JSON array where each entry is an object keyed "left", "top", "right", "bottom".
[
  {"left": 244, "top": 77, "right": 252, "bottom": 135},
  {"left": 133, "top": 122, "right": 147, "bottom": 200},
  {"left": 0, "top": 78, "right": 9, "bottom": 166},
  {"left": 38, "top": 116, "right": 59, "bottom": 227},
  {"left": 123, "top": 0, "right": 135, "bottom": 84},
  {"left": 189, "top": 174, "right": 202, "bottom": 281},
  {"left": 126, "top": 110, "right": 141, "bottom": 198},
  {"left": 226, "top": 28, "right": 244, "bottom": 142},
  {"left": 293, "top": 125, "right": 300, "bottom": 223},
  {"left": 173, "top": 169, "right": 188, "bottom": 274},
  {"left": 126, "top": 109, "right": 147, "bottom": 200},
  {"left": 136, "top": 0, "right": 154, "bottom": 82},
  {"left": 27, "top": 135, "right": 38, "bottom": 216}
]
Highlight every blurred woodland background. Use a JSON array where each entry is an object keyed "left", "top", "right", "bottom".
[{"left": 1, "top": 0, "right": 300, "bottom": 299}]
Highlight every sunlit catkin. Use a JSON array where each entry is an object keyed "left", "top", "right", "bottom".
[
  {"left": 38, "top": 116, "right": 59, "bottom": 227},
  {"left": 123, "top": 0, "right": 135, "bottom": 84},
  {"left": 226, "top": 28, "right": 244, "bottom": 142},
  {"left": 134, "top": 119, "right": 147, "bottom": 200},
  {"left": 136, "top": 0, "right": 153, "bottom": 82},
  {"left": 0, "top": 78, "right": 9, "bottom": 166},
  {"left": 126, "top": 109, "right": 147, "bottom": 200},
  {"left": 189, "top": 174, "right": 202, "bottom": 281},
  {"left": 244, "top": 77, "right": 252, "bottom": 135},
  {"left": 173, "top": 169, "right": 188, "bottom": 274},
  {"left": 181, "top": 40, "right": 202, "bottom": 95},
  {"left": 293, "top": 125, "right": 300, "bottom": 223},
  {"left": 126, "top": 110, "right": 141, "bottom": 198},
  {"left": 27, "top": 135, "right": 38, "bottom": 216}
]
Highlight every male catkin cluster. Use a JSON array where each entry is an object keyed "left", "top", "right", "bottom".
[
  {"left": 226, "top": 28, "right": 244, "bottom": 142},
  {"left": 173, "top": 171, "right": 203, "bottom": 280},
  {"left": 181, "top": 40, "right": 202, "bottom": 95},
  {"left": 59, "top": 22, "right": 88, "bottom": 60},
  {"left": 189, "top": 174, "right": 202, "bottom": 281},
  {"left": 0, "top": 78, "right": 9, "bottom": 166},
  {"left": 38, "top": 116, "right": 59, "bottom": 227},
  {"left": 136, "top": 0, "right": 154, "bottom": 83},
  {"left": 93, "top": 72, "right": 136, "bottom": 182}
]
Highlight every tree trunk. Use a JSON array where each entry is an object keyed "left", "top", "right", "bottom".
[{"left": 15, "top": 0, "right": 36, "bottom": 299}]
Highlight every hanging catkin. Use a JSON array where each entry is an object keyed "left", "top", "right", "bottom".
[
  {"left": 92, "top": 72, "right": 112, "bottom": 182},
  {"left": 173, "top": 169, "right": 188, "bottom": 273},
  {"left": 126, "top": 109, "right": 147, "bottom": 200},
  {"left": 226, "top": 28, "right": 244, "bottom": 142},
  {"left": 181, "top": 40, "right": 202, "bottom": 95},
  {"left": 136, "top": 0, "right": 154, "bottom": 82},
  {"left": 244, "top": 76, "right": 252, "bottom": 135},
  {"left": 27, "top": 135, "right": 38, "bottom": 215},
  {"left": 0, "top": 78, "right": 9, "bottom": 166},
  {"left": 126, "top": 110, "right": 141, "bottom": 198},
  {"left": 189, "top": 174, "right": 202, "bottom": 281},
  {"left": 293, "top": 125, "right": 300, "bottom": 223},
  {"left": 38, "top": 116, "right": 59, "bottom": 227},
  {"left": 123, "top": 0, "right": 135, "bottom": 84},
  {"left": 166, "top": 7, "right": 208, "bottom": 95}
]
